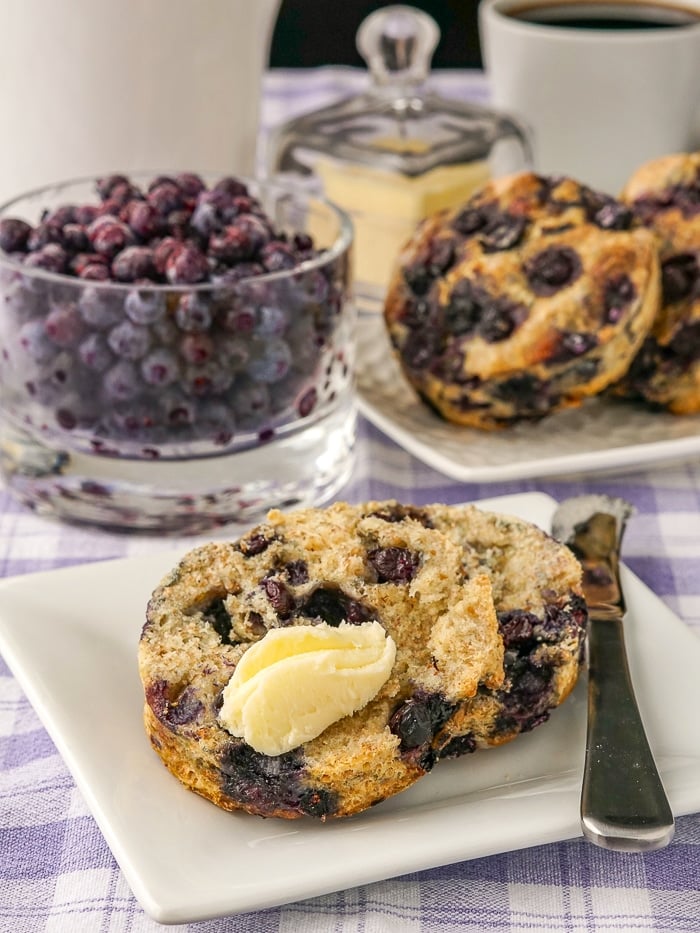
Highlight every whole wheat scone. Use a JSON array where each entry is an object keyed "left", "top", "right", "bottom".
[
  {"left": 139, "top": 501, "right": 505, "bottom": 820},
  {"left": 383, "top": 171, "right": 660, "bottom": 429},
  {"left": 370, "top": 501, "right": 587, "bottom": 757},
  {"left": 613, "top": 152, "right": 700, "bottom": 413}
]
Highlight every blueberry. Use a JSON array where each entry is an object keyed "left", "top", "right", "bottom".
[
  {"left": 44, "top": 302, "right": 84, "bottom": 347},
  {"left": 140, "top": 348, "right": 180, "bottom": 386},
  {"left": 183, "top": 359, "right": 233, "bottom": 397},
  {"left": 298, "top": 586, "right": 373, "bottom": 626},
  {"left": 96, "top": 174, "right": 130, "bottom": 200},
  {"left": 175, "top": 172, "right": 206, "bottom": 199},
  {"left": 549, "top": 330, "right": 598, "bottom": 363},
  {"left": 23, "top": 243, "right": 68, "bottom": 273},
  {"left": 76, "top": 259, "right": 111, "bottom": 282},
  {"left": 160, "top": 390, "right": 196, "bottom": 427},
  {"left": 481, "top": 212, "right": 526, "bottom": 252},
  {"left": 285, "top": 560, "right": 309, "bottom": 585},
  {"left": 152, "top": 236, "right": 182, "bottom": 277},
  {"left": 260, "top": 240, "right": 297, "bottom": 272},
  {"left": 195, "top": 399, "right": 235, "bottom": 444},
  {"left": 165, "top": 244, "right": 209, "bottom": 284},
  {"left": 213, "top": 177, "right": 249, "bottom": 198},
  {"left": 108, "top": 320, "right": 151, "bottom": 360},
  {"left": 297, "top": 386, "right": 317, "bottom": 417},
  {"left": 174, "top": 293, "right": 213, "bottom": 332},
  {"left": 247, "top": 338, "right": 292, "bottom": 384},
  {"left": 524, "top": 246, "right": 582, "bottom": 296},
  {"left": 27, "top": 222, "right": 62, "bottom": 252},
  {"left": 179, "top": 332, "right": 215, "bottom": 364},
  {"left": 202, "top": 597, "right": 233, "bottom": 644},
  {"left": 452, "top": 206, "right": 489, "bottom": 235},
  {"left": 444, "top": 280, "right": 479, "bottom": 335},
  {"left": 147, "top": 180, "right": 184, "bottom": 216},
  {"left": 124, "top": 287, "right": 166, "bottom": 325},
  {"left": 123, "top": 200, "right": 162, "bottom": 241},
  {"left": 661, "top": 254, "right": 698, "bottom": 304},
  {"left": 17, "top": 319, "right": 55, "bottom": 362},
  {"left": 389, "top": 690, "right": 456, "bottom": 764},
  {"left": 88, "top": 218, "right": 134, "bottom": 259},
  {"left": 604, "top": 274, "right": 637, "bottom": 323},
  {"left": 78, "top": 332, "right": 113, "bottom": 371},
  {"left": 262, "top": 577, "right": 295, "bottom": 617},
  {"left": 238, "top": 530, "right": 274, "bottom": 556},
  {"left": 78, "top": 286, "right": 122, "bottom": 329},
  {"left": 103, "top": 360, "right": 142, "bottom": 401},
  {"left": 0, "top": 218, "right": 32, "bottom": 253},
  {"left": 111, "top": 245, "right": 157, "bottom": 282},
  {"left": 190, "top": 194, "right": 224, "bottom": 238},
  {"left": 368, "top": 547, "right": 421, "bottom": 583},
  {"left": 209, "top": 225, "right": 255, "bottom": 264},
  {"left": 231, "top": 377, "right": 270, "bottom": 426}
]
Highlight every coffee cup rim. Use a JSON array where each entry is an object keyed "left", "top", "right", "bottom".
[{"left": 479, "top": 0, "right": 700, "bottom": 42}]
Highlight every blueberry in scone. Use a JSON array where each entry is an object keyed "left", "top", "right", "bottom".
[
  {"left": 383, "top": 171, "right": 660, "bottom": 429},
  {"left": 374, "top": 501, "right": 587, "bottom": 758},
  {"left": 613, "top": 152, "right": 700, "bottom": 414},
  {"left": 138, "top": 501, "right": 505, "bottom": 819}
]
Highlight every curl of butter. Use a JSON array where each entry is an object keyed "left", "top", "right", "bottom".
[{"left": 218, "top": 620, "right": 396, "bottom": 756}]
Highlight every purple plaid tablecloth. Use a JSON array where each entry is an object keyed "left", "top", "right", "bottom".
[{"left": 1, "top": 68, "right": 700, "bottom": 932}]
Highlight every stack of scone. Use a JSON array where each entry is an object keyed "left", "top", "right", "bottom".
[
  {"left": 139, "top": 500, "right": 586, "bottom": 819},
  {"left": 384, "top": 153, "right": 700, "bottom": 429}
]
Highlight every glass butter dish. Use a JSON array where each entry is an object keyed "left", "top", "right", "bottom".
[{"left": 270, "top": 4, "right": 531, "bottom": 309}]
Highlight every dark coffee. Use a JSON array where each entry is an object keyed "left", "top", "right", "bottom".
[{"left": 508, "top": 2, "right": 700, "bottom": 29}]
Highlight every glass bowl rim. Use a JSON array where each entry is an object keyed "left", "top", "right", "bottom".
[{"left": 0, "top": 170, "right": 354, "bottom": 293}]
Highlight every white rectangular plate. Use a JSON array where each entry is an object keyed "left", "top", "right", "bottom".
[
  {"left": 1, "top": 492, "right": 700, "bottom": 924},
  {"left": 356, "top": 314, "right": 700, "bottom": 481}
]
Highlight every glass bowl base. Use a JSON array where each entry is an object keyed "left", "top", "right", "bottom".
[{"left": 1, "top": 403, "right": 356, "bottom": 534}]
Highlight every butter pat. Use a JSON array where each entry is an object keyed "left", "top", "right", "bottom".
[{"left": 218, "top": 621, "right": 396, "bottom": 756}]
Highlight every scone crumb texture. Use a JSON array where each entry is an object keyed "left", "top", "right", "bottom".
[{"left": 218, "top": 621, "right": 396, "bottom": 756}]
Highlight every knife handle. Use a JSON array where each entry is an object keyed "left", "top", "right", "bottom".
[{"left": 581, "top": 616, "right": 675, "bottom": 851}]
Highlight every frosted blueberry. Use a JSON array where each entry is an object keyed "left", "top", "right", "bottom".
[
  {"left": 78, "top": 332, "right": 113, "bottom": 371},
  {"left": 17, "top": 319, "right": 55, "bottom": 362},
  {"left": 44, "top": 302, "right": 85, "bottom": 347},
  {"left": 108, "top": 320, "right": 151, "bottom": 360},
  {"left": 140, "top": 348, "right": 180, "bottom": 386},
  {"left": 78, "top": 286, "right": 123, "bottom": 329},
  {"left": 103, "top": 360, "right": 142, "bottom": 401},
  {"left": 174, "top": 293, "right": 213, "bottom": 333},
  {"left": 124, "top": 288, "right": 166, "bottom": 325},
  {"left": 247, "top": 339, "right": 292, "bottom": 384}
]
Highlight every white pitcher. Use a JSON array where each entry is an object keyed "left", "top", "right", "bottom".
[{"left": 0, "top": 0, "right": 280, "bottom": 204}]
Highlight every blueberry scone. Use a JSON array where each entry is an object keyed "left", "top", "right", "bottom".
[
  {"left": 139, "top": 501, "right": 505, "bottom": 819},
  {"left": 417, "top": 502, "right": 587, "bottom": 757},
  {"left": 383, "top": 171, "right": 660, "bottom": 429},
  {"left": 613, "top": 152, "right": 700, "bottom": 414}
]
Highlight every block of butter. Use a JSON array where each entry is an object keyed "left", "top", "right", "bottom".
[
  {"left": 219, "top": 620, "right": 396, "bottom": 756},
  {"left": 316, "top": 156, "right": 491, "bottom": 297}
]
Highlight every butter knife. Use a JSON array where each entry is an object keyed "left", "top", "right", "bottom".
[{"left": 552, "top": 494, "right": 674, "bottom": 852}]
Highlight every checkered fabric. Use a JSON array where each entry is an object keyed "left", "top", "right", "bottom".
[{"left": 1, "top": 70, "right": 700, "bottom": 932}]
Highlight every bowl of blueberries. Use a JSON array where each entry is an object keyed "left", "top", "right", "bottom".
[{"left": 0, "top": 172, "right": 356, "bottom": 532}]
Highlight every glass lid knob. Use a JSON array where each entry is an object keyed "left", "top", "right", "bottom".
[{"left": 356, "top": 5, "right": 440, "bottom": 87}]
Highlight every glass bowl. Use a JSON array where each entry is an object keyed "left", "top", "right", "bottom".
[{"left": 0, "top": 173, "right": 356, "bottom": 533}]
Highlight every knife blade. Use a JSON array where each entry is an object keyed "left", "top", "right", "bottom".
[{"left": 552, "top": 494, "right": 674, "bottom": 852}]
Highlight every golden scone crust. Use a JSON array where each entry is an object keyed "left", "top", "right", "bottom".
[
  {"left": 614, "top": 152, "right": 700, "bottom": 413},
  {"left": 384, "top": 171, "right": 660, "bottom": 430},
  {"left": 138, "top": 501, "right": 505, "bottom": 820},
  {"left": 418, "top": 503, "right": 586, "bottom": 756}
]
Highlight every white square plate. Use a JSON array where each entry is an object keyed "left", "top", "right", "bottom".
[
  {"left": 1, "top": 492, "right": 700, "bottom": 924},
  {"left": 356, "top": 314, "right": 700, "bottom": 481}
]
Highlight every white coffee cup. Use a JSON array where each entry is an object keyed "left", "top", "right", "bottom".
[
  {"left": 478, "top": 0, "right": 700, "bottom": 193},
  {"left": 0, "top": 0, "right": 280, "bottom": 205}
]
